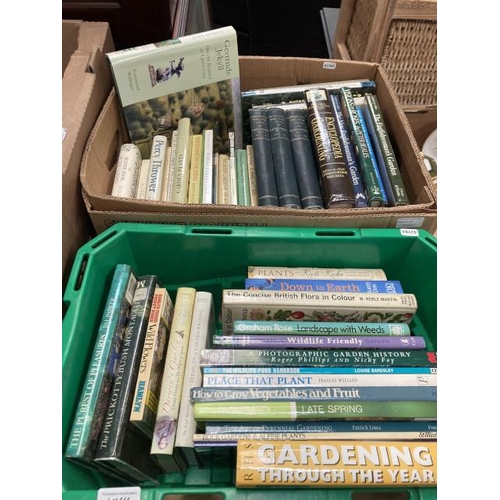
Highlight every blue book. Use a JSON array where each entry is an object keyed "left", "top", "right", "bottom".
[
  {"left": 244, "top": 278, "right": 403, "bottom": 293},
  {"left": 330, "top": 93, "right": 368, "bottom": 207},
  {"left": 205, "top": 420, "right": 437, "bottom": 435},
  {"left": 356, "top": 104, "right": 388, "bottom": 206},
  {"left": 202, "top": 366, "right": 437, "bottom": 375}
]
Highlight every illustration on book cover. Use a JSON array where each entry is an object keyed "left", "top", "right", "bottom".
[{"left": 150, "top": 57, "right": 185, "bottom": 86}]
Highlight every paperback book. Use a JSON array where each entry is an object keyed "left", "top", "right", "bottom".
[
  {"left": 221, "top": 289, "right": 418, "bottom": 334},
  {"left": 235, "top": 439, "right": 437, "bottom": 487},
  {"left": 106, "top": 26, "right": 242, "bottom": 158},
  {"left": 199, "top": 348, "right": 437, "bottom": 367}
]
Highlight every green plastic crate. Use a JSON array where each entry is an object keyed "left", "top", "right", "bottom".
[{"left": 62, "top": 224, "right": 437, "bottom": 500}]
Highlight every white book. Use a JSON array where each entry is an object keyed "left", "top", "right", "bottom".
[
  {"left": 111, "top": 143, "right": 142, "bottom": 198},
  {"left": 201, "top": 129, "right": 214, "bottom": 204},
  {"left": 175, "top": 292, "right": 215, "bottom": 465},
  {"left": 151, "top": 287, "right": 196, "bottom": 472},
  {"left": 135, "top": 159, "right": 150, "bottom": 199},
  {"left": 228, "top": 131, "right": 238, "bottom": 205},
  {"left": 146, "top": 135, "right": 168, "bottom": 201},
  {"left": 162, "top": 130, "right": 178, "bottom": 202},
  {"left": 247, "top": 266, "right": 387, "bottom": 280}
]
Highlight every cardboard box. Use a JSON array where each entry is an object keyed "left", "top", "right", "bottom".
[
  {"left": 62, "top": 20, "right": 114, "bottom": 287},
  {"left": 80, "top": 56, "right": 437, "bottom": 233}
]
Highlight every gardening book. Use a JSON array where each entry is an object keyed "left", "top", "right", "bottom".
[
  {"left": 235, "top": 439, "right": 437, "bottom": 487},
  {"left": 106, "top": 26, "right": 242, "bottom": 159},
  {"left": 221, "top": 289, "right": 417, "bottom": 334},
  {"left": 247, "top": 266, "right": 387, "bottom": 280}
]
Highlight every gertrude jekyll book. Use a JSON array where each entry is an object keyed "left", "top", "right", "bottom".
[{"left": 107, "top": 26, "right": 242, "bottom": 158}]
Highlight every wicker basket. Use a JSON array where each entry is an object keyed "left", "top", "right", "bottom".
[{"left": 333, "top": 0, "right": 437, "bottom": 108}]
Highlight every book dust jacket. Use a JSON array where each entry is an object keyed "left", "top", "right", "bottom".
[{"left": 236, "top": 440, "right": 437, "bottom": 487}]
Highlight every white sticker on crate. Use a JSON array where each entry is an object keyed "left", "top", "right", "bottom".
[
  {"left": 322, "top": 61, "right": 336, "bottom": 69},
  {"left": 395, "top": 217, "right": 424, "bottom": 229},
  {"left": 400, "top": 229, "right": 419, "bottom": 237},
  {"left": 97, "top": 487, "right": 141, "bottom": 500}
]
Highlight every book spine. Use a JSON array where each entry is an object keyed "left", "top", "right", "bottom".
[
  {"left": 213, "top": 334, "right": 426, "bottom": 350},
  {"left": 203, "top": 366, "right": 436, "bottom": 375},
  {"left": 65, "top": 264, "right": 137, "bottom": 463},
  {"left": 172, "top": 118, "right": 193, "bottom": 203},
  {"left": 248, "top": 108, "right": 279, "bottom": 206},
  {"left": 205, "top": 420, "right": 437, "bottom": 435},
  {"left": 199, "top": 129, "right": 213, "bottom": 204},
  {"left": 212, "top": 152, "right": 219, "bottom": 204},
  {"left": 339, "top": 87, "right": 383, "bottom": 207},
  {"left": 235, "top": 148, "right": 251, "bottom": 206},
  {"left": 193, "top": 400, "right": 437, "bottom": 422},
  {"left": 365, "top": 93, "right": 410, "bottom": 206},
  {"left": 202, "top": 372, "right": 437, "bottom": 388},
  {"left": 216, "top": 153, "right": 231, "bottom": 204},
  {"left": 162, "top": 130, "right": 178, "bottom": 202},
  {"left": 130, "top": 288, "right": 174, "bottom": 439},
  {"left": 190, "top": 385, "right": 437, "bottom": 402},
  {"left": 235, "top": 439, "right": 437, "bottom": 487},
  {"left": 175, "top": 292, "right": 215, "bottom": 453},
  {"left": 304, "top": 88, "right": 355, "bottom": 208},
  {"left": 266, "top": 107, "right": 302, "bottom": 208},
  {"left": 135, "top": 159, "right": 151, "bottom": 199},
  {"left": 221, "top": 289, "right": 418, "bottom": 334},
  {"left": 228, "top": 131, "right": 238, "bottom": 205},
  {"left": 151, "top": 287, "right": 196, "bottom": 468},
  {"left": 146, "top": 135, "right": 168, "bottom": 201},
  {"left": 244, "top": 278, "right": 403, "bottom": 293},
  {"left": 111, "top": 144, "right": 142, "bottom": 198},
  {"left": 247, "top": 266, "right": 387, "bottom": 280},
  {"left": 199, "top": 349, "right": 436, "bottom": 367},
  {"left": 194, "top": 430, "right": 437, "bottom": 446},
  {"left": 95, "top": 275, "right": 160, "bottom": 459},
  {"left": 356, "top": 104, "right": 388, "bottom": 206},
  {"left": 187, "top": 134, "right": 203, "bottom": 204},
  {"left": 233, "top": 320, "right": 412, "bottom": 336},
  {"left": 285, "top": 108, "right": 324, "bottom": 209},
  {"left": 246, "top": 145, "right": 259, "bottom": 206},
  {"left": 329, "top": 94, "right": 368, "bottom": 207}
]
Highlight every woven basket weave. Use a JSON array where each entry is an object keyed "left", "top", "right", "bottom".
[{"left": 340, "top": 0, "right": 437, "bottom": 107}]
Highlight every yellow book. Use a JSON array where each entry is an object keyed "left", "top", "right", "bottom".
[
  {"left": 151, "top": 287, "right": 196, "bottom": 473},
  {"left": 236, "top": 439, "right": 437, "bottom": 487},
  {"left": 246, "top": 144, "right": 259, "bottom": 206},
  {"left": 216, "top": 153, "right": 230, "bottom": 205},
  {"left": 187, "top": 134, "right": 203, "bottom": 204},
  {"left": 162, "top": 130, "right": 177, "bottom": 202},
  {"left": 171, "top": 117, "right": 193, "bottom": 203}
]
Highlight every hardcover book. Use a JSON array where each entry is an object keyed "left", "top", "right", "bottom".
[
  {"left": 199, "top": 348, "right": 436, "bottom": 367},
  {"left": 187, "top": 134, "right": 203, "bottom": 204},
  {"left": 285, "top": 108, "right": 324, "bottom": 209},
  {"left": 193, "top": 400, "right": 437, "bottom": 422},
  {"left": 232, "top": 320, "right": 411, "bottom": 336},
  {"left": 247, "top": 266, "right": 387, "bottom": 280},
  {"left": 162, "top": 130, "right": 178, "bottom": 201},
  {"left": 201, "top": 129, "right": 214, "bottom": 204},
  {"left": 235, "top": 440, "right": 437, "bottom": 487},
  {"left": 146, "top": 134, "right": 168, "bottom": 201},
  {"left": 94, "top": 274, "right": 162, "bottom": 483},
  {"left": 220, "top": 289, "right": 418, "bottom": 334},
  {"left": 111, "top": 144, "right": 142, "bottom": 199},
  {"left": 304, "top": 88, "right": 356, "bottom": 208},
  {"left": 135, "top": 159, "right": 151, "bottom": 199},
  {"left": 190, "top": 385, "right": 437, "bottom": 402},
  {"left": 171, "top": 117, "right": 193, "bottom": 203},
  {"left": 267, "top": 106, "right": 302, "bottom": 208},
  {"left": 245, "top": 144, "right": 259, "bottom": 206},
  {"left": 235, "top": 148, "right": 251, "bottom": 206},
  {"left": 216, "top": 153, "right": 231, "bottom": 204},
  {"left": 65, "top": 264, "right": 137, "bottom": 467},
  {"left": 106, "top": 26, "right": 242, "bottom": 159},
  {"left": 151, "top": 287, "right": 196, "bottom": 474},
  {"left": 129, "top": 287, "right": 174, "bottom": 439},
  {"left": 175, "top": 291, "right": 216, "bottom": 467},
  {"left": 228, "top": 131, "right": 238, "bottom": 204},
  {"left": 212, "top": 334, "right": 426, "bottom": 350},
  {"left": 248, "top": 107, "right": 279, "bottom": 206},
  {"left": 339, "top": 86, "right": 383, "bottom": 207},
  {"left": 362, "top": 93, "right": 410, "bottom": 206},
  {"left": 244, "top": 278, "right": 403, "bottom": 293}
]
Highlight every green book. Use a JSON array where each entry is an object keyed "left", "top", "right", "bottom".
[
  {"left": 235, "top": 148, "right": 251, "bottom": 206},
  {"left": 193, "top": 400, "right": 437, "bottom": 422},
  {"left": 65, "top": 264, "right": 137, "bottom": 467}
]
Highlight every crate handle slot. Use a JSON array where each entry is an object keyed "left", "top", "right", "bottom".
[
  {"left": 190, "top": 228, "right": 233, "bottom": 235},
  {"left": 351, "top": 492, "right": 410, "bottom": 500},
  {"left": 314, "top": 230, "right": 357, "bottom": 237},
  {"left": 73, "top": 253, "right": 89, "bottom": 291},
  {"left": 424, "top": 235, "right": 437, "bottom": 249},
  {"left": 90, "top": 229, "right": 119, "bottom": 249}
]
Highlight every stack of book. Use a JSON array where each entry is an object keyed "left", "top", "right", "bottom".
[{"left": 189, "top": 265, "right": 437, "bottom": 488}]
